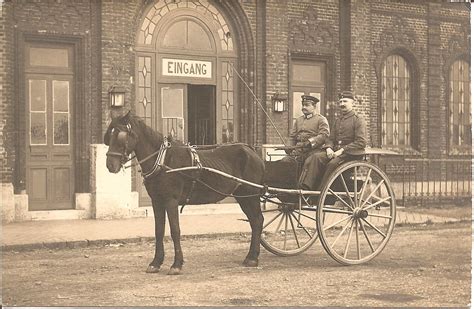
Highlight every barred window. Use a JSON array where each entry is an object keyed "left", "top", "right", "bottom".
[
  {"left": 449, "top": 60, "right": 471, "bottom": 154},
  {"left": 381, "top": 55, "right": 412, "bottom": 148}
]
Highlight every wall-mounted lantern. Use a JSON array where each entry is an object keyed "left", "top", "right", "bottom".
[
  {"left": 109, "top": 86, "right": 126, "bottom": 107},
  {"left": 272, "top": 92, "right": 287, "bottom": 112}
]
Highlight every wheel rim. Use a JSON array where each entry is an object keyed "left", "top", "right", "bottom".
[
  {"left": 260, "top": 196, "right": 320, "bottom": 256},
  {"left": 317, "top": 161, "right": 396, "bottom": 265}
]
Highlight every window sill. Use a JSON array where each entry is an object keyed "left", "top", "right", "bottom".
[
  {"left": 379, "top": 146, "right": 422, "bottom": 157},
  {"left": 449, "top": 147, "right": 472, "bottom": 156}
]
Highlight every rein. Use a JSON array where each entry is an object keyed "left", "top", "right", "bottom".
[{"left": 124, "top": 142, "right": 250, "bottom": 170}]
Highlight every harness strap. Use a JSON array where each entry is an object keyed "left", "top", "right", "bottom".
[
  {"left": 180, "top": 144, "right": 203, "bottom": 213},
  {"left": 142, "top": 137, "right": 171, "bottom": 180},
  {"left": 189, "top": 146, "right": 202, "bottom": 168}
]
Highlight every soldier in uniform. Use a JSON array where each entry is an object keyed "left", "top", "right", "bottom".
[
  {"left": 284, "top": 95, "right": 329, "bottom": 187},
  {"left": 300, "top": 91, "right": 367, "bottom": 190}
]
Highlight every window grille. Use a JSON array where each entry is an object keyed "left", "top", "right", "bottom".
[{"left": 381, "top": 55, "right": 412, "bottom": 148}]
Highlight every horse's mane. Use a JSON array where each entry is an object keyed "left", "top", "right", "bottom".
[{"left": 130, "top": 116, "right": 164, "bottom": 148}]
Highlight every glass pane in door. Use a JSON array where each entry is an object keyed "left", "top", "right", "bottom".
[
  {"left": 292, "top": 91, "right": 304, "bottom": 124},
  {"left": 161, "top": 86, "right": 184, "bottom": 141}
]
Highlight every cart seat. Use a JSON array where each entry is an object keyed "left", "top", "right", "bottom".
[
  {"left": 264, "top": 159, "right": 301, "bottom": 189},
  {"left": 263, "top": 159, "right": 304, "bottom": 203}
]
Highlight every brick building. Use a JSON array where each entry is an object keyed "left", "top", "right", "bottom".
[{"left": 0, "top": 0, "right": 470, "bottom": 221}]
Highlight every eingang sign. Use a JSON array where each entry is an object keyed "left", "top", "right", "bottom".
[{"left": 162, "top": 58, "right": 212, "bottom": 78}]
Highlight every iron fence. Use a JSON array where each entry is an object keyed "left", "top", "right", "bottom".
[{"left": 383, "top": 157, "right": 472, "bottom": 207}]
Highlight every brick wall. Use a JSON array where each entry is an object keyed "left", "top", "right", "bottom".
[
  {"left": 3, "top": 0, "right": 469, "bottom": 190},
  {"left": 427, "top": 2, "right": 443, "bottom": 158},
  {"left": 245, "top": 0, "right": 266, "bottom": 145},
  {"left": 101, "top": 0, "right": 261, "bottom": 144},
  {"left": 368, "top": 0, "right": 469, "bottom": 177},
  {"left": 0, "top": 1, "right": 14, "bottom": 184},
  {"left": 264, "top": 0, "right": 341, "bottom": 144},
  {"left": 100, "top": 0, "right": 142, "bottom": 133},
  {"left": 368, "top": 0, "right": 468, "bottom": 159},
  {"left": 439, "top": 3, "right": 470, "bottom": 157},
  {"left": 264, "top": 0, "right": 290, "bottom": 145},
  {"left": 369, "top": 0, "right": 429, "bottom": 154},
  {"left": 350, "top": 0, "right": 371, "bottom": 142}
]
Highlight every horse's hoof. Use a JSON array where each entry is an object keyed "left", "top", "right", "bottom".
[
  {"left": 167, "top": 267, "right": 181, "bottom": 275},
  {"left": 146, "top": 265, "right": 161, "bottom": 273},
  {"left": 243, "top": 259, "right": 258, "bottom": 267}
]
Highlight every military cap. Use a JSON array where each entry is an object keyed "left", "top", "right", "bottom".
[
  {"left": 301, "top": 95, "right": 319, "bottom": 104},
  {"left": 339, "top": 91, "right": 355, "bottom": 100}
]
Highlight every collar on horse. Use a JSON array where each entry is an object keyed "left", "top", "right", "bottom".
[
  {"left": 140, "top": 138, "right": 203, "bottom": 180},
  {"left": 141, "top": 137, "right": 172, "bottom": 179}
]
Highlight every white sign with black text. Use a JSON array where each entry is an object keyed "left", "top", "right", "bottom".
[{"left": 162, "top": 58, "right": 212, "bottom": 78}]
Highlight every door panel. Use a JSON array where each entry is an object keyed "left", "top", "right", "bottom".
[
  {"left": 30, "top": 168, "right": 48, "bottom": 200},
  {"left": 26, "top": 75, "right": 74, "bottom": 210},
  {"left": 53, "top": 168, "right": 71, "bottom": 200}
]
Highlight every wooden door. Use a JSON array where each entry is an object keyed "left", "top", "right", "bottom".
[{"left": 26, "top": 75, "right": 74, "bottom": 210}]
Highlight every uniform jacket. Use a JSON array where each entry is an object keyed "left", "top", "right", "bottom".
[
  {"left": 325, "top": 110, "right": 367, "bottom": 152},
  {"left": 289, "top": 113, "right": 330, "bottom": 149}
]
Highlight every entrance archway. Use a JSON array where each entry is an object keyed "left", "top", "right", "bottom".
[{"left": 134, "top": 0, "right": 252, "bottom": 206}]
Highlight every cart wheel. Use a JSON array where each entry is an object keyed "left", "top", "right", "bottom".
[
  {"left": 260, "top": 196, "right": 320, "bottom": 256},
  {"left": 317, "top": 161, "right": 396, "bottom": 265}
]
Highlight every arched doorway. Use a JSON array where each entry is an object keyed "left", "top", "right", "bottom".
[{"left": 135, "top": 0, "right": 242, "bottom": 206}]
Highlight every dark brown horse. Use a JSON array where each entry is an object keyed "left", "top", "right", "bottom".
[{"left": 104, "top": 112, "right": 265, "bottom": 275}]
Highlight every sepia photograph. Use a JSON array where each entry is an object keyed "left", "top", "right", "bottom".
[{"left": 1, "top": 0, "right": 471, "bottom": 307}]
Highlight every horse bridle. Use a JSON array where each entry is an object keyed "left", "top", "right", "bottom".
[
  {"left": 105, "top": 123, "right": 135, "bottom": 166},
  {"left": 105, "top": 122, "right": 170, "bottom": 176}
]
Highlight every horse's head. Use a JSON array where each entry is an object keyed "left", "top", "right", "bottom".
[{"left": 104, "top": 111, "right": 139, "bottom": 173}]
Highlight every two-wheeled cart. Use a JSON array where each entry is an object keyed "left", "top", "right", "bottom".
[{"left": 168, "top": 148, "right": 397, "bottom": 265}]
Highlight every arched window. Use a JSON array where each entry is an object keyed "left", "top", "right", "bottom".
[
  {"left": 161, "top": 20, "right": 213, "bottom": 51},
  {"left": 381, "top": 54, "right": 412, "bottom": 148},
  {"left": 449, "top": 60, "right": 471, "bottom": 154}
]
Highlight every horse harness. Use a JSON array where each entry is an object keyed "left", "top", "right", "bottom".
[
  {"left": 136, "top": 138, "right": 208, "bottom": 211},
  {"left": 105, "top": 124, "right": 135, "bottom": 165},
  {"left": 141, "top": 136, "right": 172, "bottom": 179},
  {"left": 112, "top": 126, "right": 246, "bottom": 211}
]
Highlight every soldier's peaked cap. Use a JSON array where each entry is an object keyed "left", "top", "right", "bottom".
[
  {"left": 301, "top": 95, "right": 319, "bottom": 104},
  {"left": 339, "top": 91, "right": 355, "bottom": 100}
]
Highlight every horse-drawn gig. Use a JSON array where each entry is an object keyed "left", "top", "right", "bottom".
[{"left": 104, "top": 111, "right": 397, "bottom": 274}]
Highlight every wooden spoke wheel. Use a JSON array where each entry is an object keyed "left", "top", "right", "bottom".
[
  {"left": 316, "top": 161, "right": 396, "bottom": 265},
  {"left": 260, "top": 196, "right": 320, "bottom": 256}
]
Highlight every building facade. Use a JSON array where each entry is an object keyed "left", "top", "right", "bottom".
[{"left": 1, "top": 0, "right": 470, "bottom": 221}]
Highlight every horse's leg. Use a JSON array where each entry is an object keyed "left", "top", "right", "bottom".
[
  {"left": 146, "top": 201, "right": 165, "bottom": 273},
  {"left": 236, "top": 195, "right": 263, "bottom": 267},
  {"left": 165, "top": 199, "right": 184, "bottom": 275}
]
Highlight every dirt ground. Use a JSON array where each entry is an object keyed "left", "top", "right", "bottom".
[
  {"left": 403, "top": 204, "right": 471, "bottom": 221},
  {"left": 2, "top": 222, "right": 471, "bottom": 307}
]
